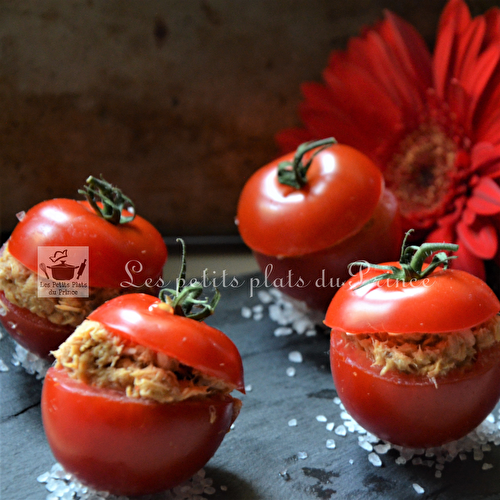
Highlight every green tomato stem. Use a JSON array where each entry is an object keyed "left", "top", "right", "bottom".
[
  {"left": 277, "top": 138, "right": 337, "bottom": 189},
  {"left": 349, "top": 229, "right": 459, "bottom": 288},
  {"left": 79, "top": 175, "right": 135, "bottom": 225},
  {"left": 159, "top": 238, "right": 220, "bottom": 321}
]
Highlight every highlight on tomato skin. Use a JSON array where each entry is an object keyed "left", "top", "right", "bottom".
[
  {"left": 324, "top": 236, "right": 500, "bottom": 448},
  {"left": 236, "top": 138, "right": 403, "bottom": 311},
  {"left": 41, "top": 268, "right": 245, "bottom": 496}
]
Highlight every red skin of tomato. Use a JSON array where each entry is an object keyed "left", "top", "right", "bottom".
[
  {"left": 0, "top": 291, "right": 73, "bottom": 359},
  {"left": 41, "top": 293, "right": 245, "bottom": 495},
  {"left": 325, "top": 263, "right": 500, "bottom": 448},
  {"left": 237, "top": 143, "right": 385, "bottom": 257},
  {"left": 325, "top": 264, "right": 500, "bottom": 333},
  {"left": 254, "top": 189, "right": 402, "bottom": 311},
  {"left": 330, "top": 334, "right": 500, "bottom": 448},
  {"left": 42, "top": 368, "right": 240, "bottom": 496},
  {"left": 8, "top": 199, "right": 167, "bottom": 289}
]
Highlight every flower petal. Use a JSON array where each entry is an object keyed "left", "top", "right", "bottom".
[
  {"left": 468, "top": 177, "right": 500, "bottom": 215},
  {"left": 456, "top": 219, "right": 498, "bottom": 259}
]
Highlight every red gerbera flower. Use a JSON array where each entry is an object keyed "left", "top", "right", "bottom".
[{"left": 276, "top": 0, "right": 500, "bottom": 280}]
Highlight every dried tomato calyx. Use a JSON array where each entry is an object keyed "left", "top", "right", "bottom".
[
  {"left": 159, "top": 239, "right": 220, "bottom": 321},
  {"left": 79, "top": 175, "right": 136, "bottom": 225},
  {"left": 277, "top": 138, "right": 337, "bottom": 189},
  {"left": 349, "top": 229, "right": 458, "bottom": 288}
]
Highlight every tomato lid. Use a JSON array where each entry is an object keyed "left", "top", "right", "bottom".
[
  {"left": 8, "top": 199, "right": 167, "bottom": 288},
  {"left": 325, "top": 264, "right": 500, "bottom": 334},
  {"left": 88, "top": 293, "right": 245, "bottom": 392},
  {"left": 236, "top": 143, "right": 383, "bottom": 257}
]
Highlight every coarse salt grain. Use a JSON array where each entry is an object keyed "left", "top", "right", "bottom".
[
  {"left": 288, "top": 418, "right": 298, "bottom": 427},
  {"left": 297, "top": 451, "right": 308, "bottom": 460},
  {"left": 368, "top": 452, "right": 382, "bottom": 467},
  {"left": 326, "top": 439, "right": 336, "bottom": 449},
  {"left": 288, "top": 351, "right": 303, "bottom": 363},
  {"left": 316, "top": 415, "right": 327, "bottom": 422},
  {"left": 274, "top": 326, "right": 293, "bottom": 337},
  {"left": 245, "top": 384, "right": 253, "bottom": 392},
  {"left": 326, "top": 422, "right": 334, "bottom": 432},
  {"left": 0, "top": 359, "right": 9, "bottom": 372},
  {"left": 334, "top": 425, "right": 347, "bottom": 436},
  {"left": 241, "top": 306, "right": 252, "bottom": 318},
  {"left": 286, "top": 367, "right": 296, "bottom": 377},
  {"left": 482, "top": 463, "right": 494, "bottom": 470},
  {"left": 413, "top": 483, "right": 425, "bottom": 494}
]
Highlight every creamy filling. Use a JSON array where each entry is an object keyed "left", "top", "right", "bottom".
[
  {"left": 53, "top": 320, "right": 237, "bottom": 404},
  {"left": 0, "top": 245, "right": 120, "bottom": 327},
  {"left": 342, "top": 315, "right": 500, "bottom": 379}
]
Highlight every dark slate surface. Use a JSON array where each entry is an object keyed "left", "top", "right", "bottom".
[{"left": 1, "top": 273, "right": 500, "bottom": 500}]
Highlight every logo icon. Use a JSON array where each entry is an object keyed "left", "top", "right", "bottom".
[{"left": 38, "top": 247, "right": 89, "bottom": 298}]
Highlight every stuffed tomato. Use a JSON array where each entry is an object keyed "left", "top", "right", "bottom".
[
  {"left": 0, "top": 176, "right": 167, "bottom": 358},
  {"left": 42, "top": 280, "right": 244, "bottom": 496},
  {"left": 236, "top": 138, "right": 402, "bottom": 311},
  {"left": 325, "top": 234, "right": 500, "bottom": 448}
]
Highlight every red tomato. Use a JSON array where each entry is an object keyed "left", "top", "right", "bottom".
[
  {"left": 236, "top": 139, "right": 402, "bottom": 310},
  {"left": 1, "top": 178, "right": 167, "bottom": 358},
  {"left": 42, "top": 368, "right": 239, "bottom": 496},
  {"left": 8, "top": 199, "right": 166, "bottom": 289},
  {"left": 41, "top": 292, "right": 245, "bottom": 496},
  {"left": 325, "top": 248, "right": 500, "bottom": 448}
]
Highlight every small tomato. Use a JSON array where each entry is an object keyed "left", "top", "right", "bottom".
[
  {"left": 325, "top": 234, "right": 500, "bottom": 448},
  {"left": 41, "top": 243, "right": 244, "bottom": 496},
  {"left": 236, "top": 138, "right": 402, "bottom": 310}
]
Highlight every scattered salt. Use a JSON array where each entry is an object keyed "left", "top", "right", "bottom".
[
  {"left": 245, "top": 384, "right": 253, "bottom": 392},
  {"left": 413, "top": 483, "right": 425, "bottom": 494},
  {"left": 334, "top": 425, "right": 347, "bottom": 437},
  {"left": 326, "top": 422, "right": 335, "bottom": 432},
  {"left": 11, "top": 343, "right": 49, "bottom": 379},
  {"left": 368, "top": 452, "right": 382, "bottom": 467},
  {"left": 286, "top": 367, "right": 296, "bottom": 377},
  {"left": 274, "top": 326, "right": 293, "bottom": 337},
  {"left": 297, "top": 451, "right": 308, "bottom": 460},
  {"left": 39, "top": 463, "right": 219, "bottom": 500},
  {"left": 326, "top": 439, "right": 336, "bottom": 449},
  {"left": 241, "top": 306, "right": 252, "bottom": 319},
  {"left": 288, "top": 351, "right": 303, "bottom": 363},
  {"left": 316, "top": 415, "right": 327, "bottom": 422},
  {"left": 288, "top": 419, "right": 298, "bottom": 427},
  {"left": 374, "top": 443, "right": 391, "bottom": 454}
]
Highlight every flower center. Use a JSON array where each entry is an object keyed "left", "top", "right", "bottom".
[{"left": 385, "top": 124, "right": 458, "bottom": 229}]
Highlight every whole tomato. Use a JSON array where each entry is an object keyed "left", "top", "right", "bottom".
[
  {"left": 325, "top": 234, "right": 500, "bottom": 448},
  {"left": 236, "top": 138, "right": 402, "bottom": 311},
  {"left": 42, "top": 249, "right": 244, "bottom": 496},
  {"left": 0, "top": 176, "right": 167, "bottom": 358}
]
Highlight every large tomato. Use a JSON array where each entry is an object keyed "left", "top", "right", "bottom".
[
  {"left": 236, "top": 139, "right": 402, "bottom": 311},
  {"left": 325, "top": 238, "right": 500, "bottom": 448},
  {"left": 0, "top": 177, "right": 167, "bottom": 358},
  {"left": 42, "top": 284, "right": 245, "bottom": 496}
]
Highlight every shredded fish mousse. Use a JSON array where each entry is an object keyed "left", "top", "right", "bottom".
[
  {"left": 342, "top": 315, "right": 500, "bottom": 380},
  {"left": 53, "top": 320, "right": 238, "bottom": 404}
]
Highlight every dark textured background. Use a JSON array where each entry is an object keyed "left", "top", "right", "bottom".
[{"left": 1, "top": 0, "right": 498, "bottom": 238}]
